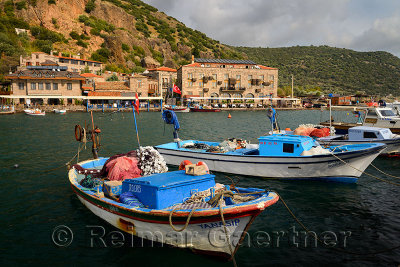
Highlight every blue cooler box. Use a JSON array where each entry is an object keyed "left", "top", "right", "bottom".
[{"left": 121, "top": 170, "right": 215, "bottom": 209}]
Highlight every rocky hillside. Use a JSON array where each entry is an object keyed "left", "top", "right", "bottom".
[{"left": 0, "top": 0, "right": 243, "bottom": 77}]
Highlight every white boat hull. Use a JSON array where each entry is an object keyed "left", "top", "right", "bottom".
[
  {"left": 156, "top": 146, "right": 384, "bottom": 182},
  {"left": 76, "top": 194, "right": 254, "bottom": 256}
]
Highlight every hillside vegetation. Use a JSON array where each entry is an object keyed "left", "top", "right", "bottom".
[
  {"left": 0, "top": 0, "right": 242, "bottom": 80},
  {"left": 0, "top": 0, "right": 399, "bottom": 97},
  {"left": 237, "top": 46, "right": 400, "bottom": 97}
]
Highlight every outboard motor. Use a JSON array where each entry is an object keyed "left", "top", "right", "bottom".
[{"left": 162, "top": 110, "right": 181, "bottom": 147}]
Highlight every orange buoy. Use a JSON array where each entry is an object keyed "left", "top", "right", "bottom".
[
  {"left": 228, "top": 113, "right": 231, "bottom": 118},
  {"left": 179, "top": 160, "right": 193, "bottom": 170},
  {"left": 285, "top": 128, "right": 291, "bottom": 131},
  {"left": 196, "top": 161, "right": 210, "bottom": 174}
]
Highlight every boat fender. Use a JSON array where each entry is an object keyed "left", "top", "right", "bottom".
[
  {"left": 196, "top": 161, "right": 209, "bottom": 174},
  {"left": 75, "top": 125, "right": 83, "bottom": 141},
  {"left": 179, "top": 160, "right": 193, "bottom": 170}
]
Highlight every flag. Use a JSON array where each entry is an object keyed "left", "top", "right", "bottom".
[
  {"left": 173, "top": 84, "right": 181, "bottom": 95},
  {"left": 133, "top": 93, "right": 140, "bottom": 114}
]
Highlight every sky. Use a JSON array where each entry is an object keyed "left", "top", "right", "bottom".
[{"left": 142, "top": 0, "right": 400, "bottom": 57}]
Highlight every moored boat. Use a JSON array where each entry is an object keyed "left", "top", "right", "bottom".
[
  {"left": 321, "top": 106, "right": 400, "bottom": 134},
  {"left": 164, "top": 105, "right": 190, "bottom": 113},
  {"left": 190, "top": 106, "right": 221, "bottom": 112},
  {"left": 68, "top": 155, "right": 279, "bottom": 258},
  {"left": 156, "top": 110, "right": 386, "bottom": 183},
  {"left": 318, "top": 126, "right": 400, "bottom": 156},
  {"left": 25, "top": 108, "right": 45, "bottom": 116},
  {"left": 53, "top": 109, "right": 66, "bottom": 114}
]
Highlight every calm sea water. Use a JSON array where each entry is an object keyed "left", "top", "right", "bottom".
[{"left": 1, "top": 110, "right": 399, "bottom": 266}]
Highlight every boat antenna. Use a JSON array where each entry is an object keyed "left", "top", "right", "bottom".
[{"left": 162, "top": 110, "right": 181, "bottom": 147}]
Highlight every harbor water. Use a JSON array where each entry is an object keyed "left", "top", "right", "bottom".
[{"left": 1, "top": 110, "right": 399, "bottom": 266}]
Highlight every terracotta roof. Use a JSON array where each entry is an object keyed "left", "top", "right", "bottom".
[
  {"left": 82, "top": 86, "right": 94, "bottom": 90},
  {"left": 88, "top": 91, "right": 121, "bottom": 97},
  {"left": 148, "top": 66, "right": 177, "bottom": 72},
  {"left": 259, "top": 65, "right": 278, "bottom": 70},
  {"left": 5, "top": 70, "right": 84, "bottom": 80},
  {"left": 184, "top": 63, "right": 202, "bottom": 67},
  {"left": 81, "top": 73, "right": 102, "bottom": 78},
  {"left": 95, "top": 81, "right": 130, "bottom": 91}
]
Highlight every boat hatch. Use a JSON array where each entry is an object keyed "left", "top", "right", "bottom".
[
  {"left": 258, "top": 135, "right": 317, "bottom": 156},
  {"left": 348, "top": 126, "right": 392, "bottom": 140}
]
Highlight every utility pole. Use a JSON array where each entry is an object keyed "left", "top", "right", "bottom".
[{"left": 291, "top": 74, "right": 294, "bottom": 98}]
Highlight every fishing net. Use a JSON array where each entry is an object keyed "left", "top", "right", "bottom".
[{"left": 136, "top": 146, "right": 168, "bottom": 176}]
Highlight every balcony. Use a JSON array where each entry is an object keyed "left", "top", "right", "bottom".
[{"left": 148, "top": 88, "right": 155, "bottom": 94}]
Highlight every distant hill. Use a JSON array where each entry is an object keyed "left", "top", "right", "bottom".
[
  {"left": 0, "top": 0, "right": 243, "bottom": 80},
  {"left": 236, "top": 45, "right": 400, "bottom": 97}
]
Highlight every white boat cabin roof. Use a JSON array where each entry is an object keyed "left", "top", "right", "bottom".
[{"left": 349, "top": 126, "right": 392, "bottom": 140}]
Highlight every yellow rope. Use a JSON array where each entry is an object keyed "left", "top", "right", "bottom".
[
  {"left": 370, "top": 163, "right": 400, "bottom": 179},
  {"left": 274, "top": 190, "right": 400, "bottom": 255},
  {"left": 329, "top": 152, "right": 400, "bottom": 186}
]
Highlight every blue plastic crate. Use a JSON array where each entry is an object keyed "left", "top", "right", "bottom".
[{"left": 121, "top": 170, "right": 215, "bottom": 209}]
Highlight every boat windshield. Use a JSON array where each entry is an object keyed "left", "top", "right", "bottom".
[{"left": 379, "top": 109, "right": 396, "bottom": 117}]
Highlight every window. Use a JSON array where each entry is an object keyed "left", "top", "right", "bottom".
[
  {"left": 31, "top": 83, "right": 36, "bottom": 90},
  {"left": 212, "top": 74, "right": 217, "bottom": 80},
  {"left": 283, "top": 143, "right": 294, "bottom": 153},
  {"left": 36, "top": 54, "right": 39, "bottom": 59},
  {"left": 380, "top": 110, "right": 396, "bottom": 117},
  {"left": 67, "top": 83, "right": 72, "bottom": 90},
  {"left": 260, "top": 75, "right": 264, "bottom": 88},
  {"left": 363, "top": 132, "right": 377, "bottom": 139},
  {"left": 53, "top": 83, "right": 58, "bottom": 90},
  {"left": 138, "top": 80, "right": 142, "bottom": 88},
  {"left": 224, "top": 74, "right": 229, "bottom": 80},
  {"left": 71, "top": 60, "right": 78, "bottom": 65},
  {"left": 248, "top": 75, "right": 253, "bottom": 87},
  {"left": 18, "top": 82, "right": 24, "bottom": 90},
  {"left": 46, "top": 83, "right": 51, "bottom": 90},
  {"left": 236, "top": 75, "right": 241, "bottom": 89},
  {"left": 38, "top": 82, "right": 44, "bottom": 90},
  {"left": 188, "top": 73, "right": 193, "bottom": 79},
  {"left": 212, "top": 81, "right": 217, "bottom": 88}
]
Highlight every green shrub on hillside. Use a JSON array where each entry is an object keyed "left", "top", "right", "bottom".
[
  {"left": 121, "top": 43, "right": 130, "bottom": 52},
  {"left": 16, "top": 1, "right": 27, "bottom": 10},
  {"left": 31, "top": 26, "right": 65, "bottom": 43},
  {"left": 91, "top": 47, "right": 111, "bottom": 63},
  {"left": 78, "top": 15, "right": 115, "bottom": 34},
  {"left": 85, "top": 0, "right": 96, "bottom": 13}
]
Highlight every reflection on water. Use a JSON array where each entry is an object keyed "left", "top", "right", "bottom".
[{"left": 0, "top": 111, "right": 399, "bottom": 266}]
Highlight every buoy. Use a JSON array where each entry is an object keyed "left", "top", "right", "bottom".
[
  {"left": 228, "top": 113, "right": 231, "bottom": 118},
  {"left": 179, "top": 160, "right": 193, "bottom": 170},
  {"left": 196, "top": 161, "right": 210, "bottom": 174},
  {"left": 13, "top": 164, "right": 19, "bottom": 168},
  {"left": 285, "top": 128, "right": 291, "bottom": 131}
]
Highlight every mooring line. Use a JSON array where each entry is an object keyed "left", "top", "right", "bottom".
[{"left": 273, "top": 190, "right": 400, "bottom": 256}]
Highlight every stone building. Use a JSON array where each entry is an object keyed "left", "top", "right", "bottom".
[
  {"left": 177, "top": 58, "right": 278, "bottom": 104},
  {"left": 19, "top": 51, "right": 102, "bottom": 74},
  {"left": 144, "top": 67, "right": 177, "bottom": 98},
  {"left": 5, "top": 67, "right": 84, "bottom": 105},
  {"left": 128, "top": 74, "right": 159, "bottom": 98}
]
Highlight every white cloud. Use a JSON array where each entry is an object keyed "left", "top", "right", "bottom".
[{"left": 143, "top": 0, "right": 400, "bottom": 57}]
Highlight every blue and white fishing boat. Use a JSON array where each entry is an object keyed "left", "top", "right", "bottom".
[
  {"left": 69, "top": 156, "right": 279, "bottom": 258},
  {"left": 155, "top": 111, "right": 386, "bottom": 183},
  {"left": 318, "top": 126, "right": 400, "bottom": 157}
]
